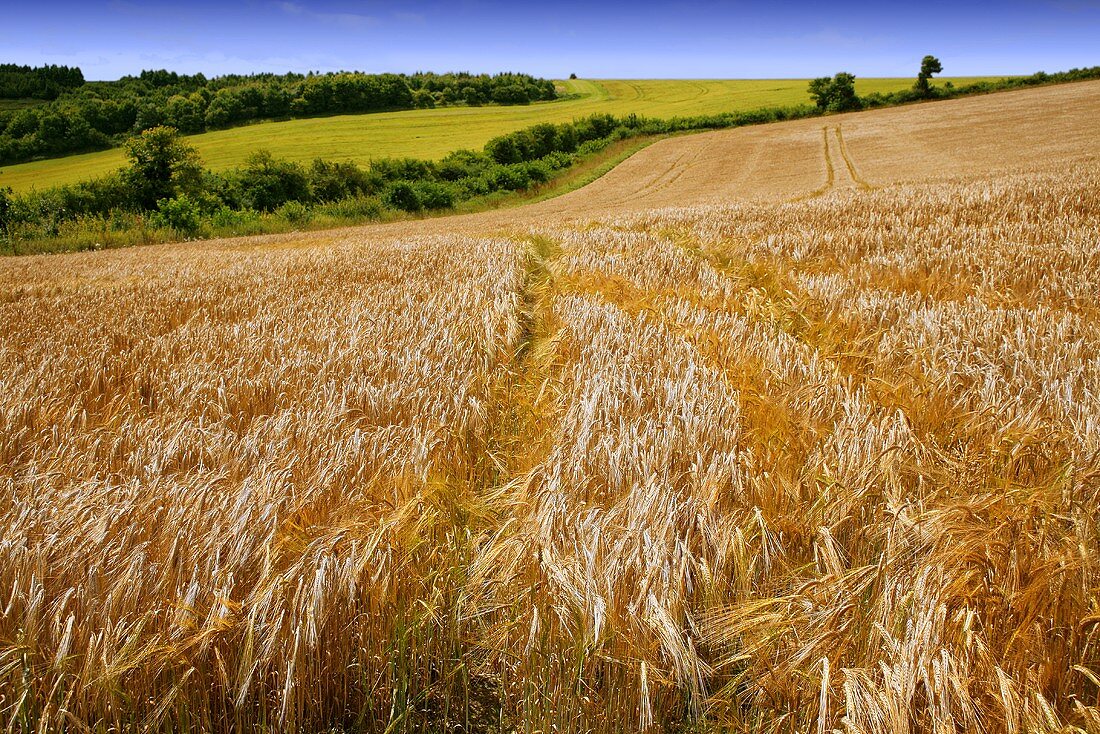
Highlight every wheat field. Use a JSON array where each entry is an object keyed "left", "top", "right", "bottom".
[{"left": 1, "top": 81, "right": 1099, "bottom": 733}]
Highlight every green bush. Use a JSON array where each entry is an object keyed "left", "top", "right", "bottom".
[
  {"left": 437, "top": 150, "right": 494, "bottom": 181},
  {"left": 458, "top": 175, "right": 493, "bottom": 198},
  {"left": 234, "top": 151, "right": 310, "bottom": 211},
  {"left": 315, "top": 195, "right": 384, "bottom": 221},
  {"left": 123, "top": 126, "right": 204, "bottom": 209},
  {"left": 521, "top": 161, "right": 552, "bottom": 185},
  {"left": 10, "top": 188, "right": 67, "bottom": 236},
  {"left": 413, "top": 181, "right": 456, "bottom": 209},
  {"left": 275, "top": 200, "right": 311, "bottom": 224},
  {"left": 151, "top": 194, "right": 203, "bottom": 235},
  {"left": 308, "top": 159, "right": 372, "bottom": 202},
  {"left": 382, "top": 181, "right": 422, "bottom": 212},
  {"left": 577, "top": 138, "right": 611, "bottom": 156},
  {"left": 0, "top": 186, "right": 11, "bottom": 235},
  {"left": 486, "top": 134, "right": 522, "bottom": 164},
  {"left": 208, "top": 206, "right": 261, "bottom": 230},
  {"left": 370, "top": 157, "right": 435, "bottom": 183},
  {"left": 808, "top": 72, "right": 862, "bottom": 112},
  {"left": 488, "top": 165, "right": 531, "bottom": 191}
]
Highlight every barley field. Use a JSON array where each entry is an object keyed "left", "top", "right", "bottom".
[
  {"left": 1, "top": 80, "right": 1099, "bottom": 733},
  {"left": 0, "top": 76, "right": 1004, "bottom": 193}
]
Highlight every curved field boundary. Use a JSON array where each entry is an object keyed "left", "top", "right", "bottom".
[{"left": 0, "top": 76, "right": 1006, "bottom": 193}]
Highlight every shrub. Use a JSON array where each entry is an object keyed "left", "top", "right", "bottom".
[
  {"left": 0, "top": 186, "right": 12, "bottom": 235},
  {"left": 308, "top": 159, "right": 372, "bottom": 202},
  {"left": 486, "top": 135, "right": 522, "bottom": 165},
  {"left": 57, "top": 173, "right": 135, "bottom": 217},
  {"left": 808, "top": 72, "right": 862, "bottom": 112},
  {"left": 556, "top": 124, "right": 579, "bottom": 153},
  {"left": 208, "top": 206, "right": 261, "bottom": 230},
  {"left": 488, "top": 164, "right": 532, "bottom": 191},
  {"left": 543, "top": 151, "right": 574, "bottom": 170},
  {"left": 9, "top": 188, "right": 67, "bottom": 236},
  {"left": 437, "top": 150, "right": 494, "bottom": 181},
  {"left": 458, "top": 175, "right": 492, "bottom": 198},
  {"left": 491, "top": 84, "right": 530, "bottom": 105},
  {"left": 413, "top": 181, "right": 456, "bottom": 210},
  {"left": 527, "top": 123, "right": 560, "bottom": 158},
  {"left": 235, "top": 151, "right": 310, "bottom": 211},
  {"left": 575, "top": 114, "right": 618, "bottom": 142},
  {"left": 521, "top": 161, "right": 552, "bottom": 185},
  {"left": 315, "top": 195, "right": 384, "bottom": 221},
  {"left": 577, "top": 138, "right": 611, "bottom": 156},
  {"left": 382, "top": 181, "right": 422, "bottom": 212},
  {"left": 370, "top": 157, "right": 435, "bottom": 183},
  {"left": 151, "top": 194, "right": 203, "bottom": 235},
  {"left": 275, "top": 200, "right": 311, "bottom": 224}
]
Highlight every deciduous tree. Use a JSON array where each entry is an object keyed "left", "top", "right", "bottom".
[
  {"left": 808, "top": 72, "right": 861, "bottom": 112},
  {"left": 122, "top": 126, "right": 203, "bottom": 208},
  {"left": 916, "top": 55, "right": 944, "bottom": 94}
]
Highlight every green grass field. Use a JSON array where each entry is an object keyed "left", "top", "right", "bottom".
[{"left": 0, "top": 77, "right": 1004, "bottom": 192}]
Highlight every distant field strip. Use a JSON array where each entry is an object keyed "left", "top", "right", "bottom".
[{"left": 0, "top": 76, "right": 1003, "bottom": 191}]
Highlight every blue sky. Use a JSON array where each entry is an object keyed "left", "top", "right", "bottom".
[{"left": 3, "top": 0, "right": 1098, "bottom": 80}]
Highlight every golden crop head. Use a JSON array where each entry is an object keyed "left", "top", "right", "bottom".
[{"left": 1, "top": 95, "right": 1099, "bottom": 733}]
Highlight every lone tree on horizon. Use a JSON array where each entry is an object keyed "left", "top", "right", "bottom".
[
  {"left": 916, "top": 55, "right": 943, "bottom": 94},
  {"left": 808, "top": 72, "right": 861, "bottom": 112}
]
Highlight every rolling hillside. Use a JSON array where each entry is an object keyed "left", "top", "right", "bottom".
[
  {"left": 2, "top": 81, "right": 1098, "bottom": 733},
  {"left": 0, "top": 76, "right": 1004, "bottom": 192}
]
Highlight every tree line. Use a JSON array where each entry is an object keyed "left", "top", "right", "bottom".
[
  {"left": 808, "top": 57, "right": 1100, "bottom": 112},
  {"left": 0, "top": 64, "right": 85, "bottom": 100},
  {"left": 0, "top": 68, "right": 557, "bottom": 166}
]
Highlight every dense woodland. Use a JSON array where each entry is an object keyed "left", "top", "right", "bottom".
[
  {"left": 0, "top": 64, "right": 85, "bottom": 99},
  {"left": 0, "top": 66, "right": 557, "bottom": 165}
]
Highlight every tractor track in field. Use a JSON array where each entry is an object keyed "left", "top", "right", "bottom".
[
  {"left": 832, "top": 125, "right": 873, "bottom": 190},
  {"left": 824, "top": 126, "right": 857, "bottom": 190}
]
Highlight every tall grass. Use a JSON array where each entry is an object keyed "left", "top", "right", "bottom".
[{"left": 1, "top": 162, "right": 1098, "bottom": 732}]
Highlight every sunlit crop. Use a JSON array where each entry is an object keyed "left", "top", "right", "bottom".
[{"left": 1, "top": 114, "right": 1098, "bottom": 732}]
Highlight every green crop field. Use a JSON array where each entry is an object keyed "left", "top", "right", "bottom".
[{"left": 0, "top": 77, "right": 1004, "bottom": 192}]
